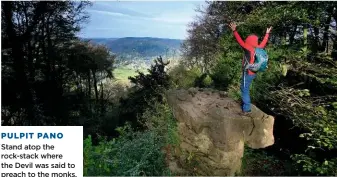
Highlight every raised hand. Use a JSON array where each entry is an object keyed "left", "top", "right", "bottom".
[
  {"left": 228, "top": 22, "right": 237, "bottom": 32},
  {"left": 266, "top": 26, "right": 272, "bottom": 34}
]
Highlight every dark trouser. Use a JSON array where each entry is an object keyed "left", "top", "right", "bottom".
[{"left": 240, "top": 71, "right": 256, "bottom": 112}]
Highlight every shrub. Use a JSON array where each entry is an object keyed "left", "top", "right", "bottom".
[
  {"left": 210, "top": 54, "right": 241, "bottom": 91},
  {"left": 240, "top": 147, "right": 294, "bottom": 176},
  {"left": 119, "top": 56, "right": 171, "bottom": 129},
  {"left": 250, "top": 50, "right": 337, "bottom": 176},
  {"left": 83, "top": 126, "right": 168, "bottom": 176},
  {"left": 202, "top": 74, "right": 213, "bottom": 87},
  {"left": 169, "top": 64, "right": 202, "bottom": 89},
  {"left": 84, "top": 99, "right": 179, "bottom": 176}
]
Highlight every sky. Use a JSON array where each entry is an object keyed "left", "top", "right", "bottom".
[{"left": 78, "top": 1, "right": 206, "bottom": 40}]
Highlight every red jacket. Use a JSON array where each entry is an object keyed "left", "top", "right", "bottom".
[{"left": 233, "top": 31, "right": 270, "bottom": 75}]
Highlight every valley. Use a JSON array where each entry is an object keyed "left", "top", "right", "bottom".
[{"left": 87, "top": 37, "right": 182, "bottom": 84}]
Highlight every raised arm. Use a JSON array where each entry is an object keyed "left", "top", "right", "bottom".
[
  {"left": 258, "top": 27, "right": 272, "bottom": 48},
  {"left": 257, "top": 33, "right": 270, "bottom": 48},
  {"left": 233, "top": 31, "right": 251, "bottom": 50},
  {"left": 229, "top": 22, "right": 251, "bottom": 50}
]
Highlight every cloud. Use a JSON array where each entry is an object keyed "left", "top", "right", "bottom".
[
  {"left": 87, "top": 9, "right": 129, "bottom": 17},
  {"left": 93, "top": 2, "right": 154, "bottom": 18},
  {"left": 152, "top": 11, "right": 194, "bottom": 25},
  {"left": 80, "top": 1, "right": 203, "bottom": 39},
  {"left": 87, "top": 27, "right": 119, "bottom": 30},
  {"left": 151, "top": 17, "right": 192, "bottom": 25},
  {"left": 88, "top": 9, "right": 193, "bottom": 26}
]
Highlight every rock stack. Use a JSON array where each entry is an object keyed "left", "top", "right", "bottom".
[{"left": 166, "top": 88, "right": 275, "bottom": 176}]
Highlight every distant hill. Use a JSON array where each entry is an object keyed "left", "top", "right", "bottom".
[
  {"left": 86, "top": 37, "right": 183, "bottom": 61},
  {"left": 88, "top": 38, "right": 118, "bottom": 45}
]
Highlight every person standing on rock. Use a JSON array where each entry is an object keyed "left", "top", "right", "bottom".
[{"left": 228, "top": 22, "right": 272, "bottom": 114}]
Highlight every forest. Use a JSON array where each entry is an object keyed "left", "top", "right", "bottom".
[{"left": 1, "top": 1, "right": 337, "bottom": 176}]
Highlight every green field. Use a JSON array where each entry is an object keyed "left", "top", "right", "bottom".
[{"left": 113, "top": 67, "right": 148, "bottom": 84}]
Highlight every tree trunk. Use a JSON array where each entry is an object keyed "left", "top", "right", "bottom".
[
  {"left": 312, "top": 26, "right": 320, "bottom": 53},
  {"left": 92, "top": 69, "right": 99, "bottom": 101},
  {"left": 289, "top": 25, "right": 297, "bottom": 45},
  {"left": 100, "top": 81, "right": 104, "bottom": 115},
  {"left": 322, "top": 7, "right": 333, "bottom": 53},
  {"left": 87, "top": 71, "right": 91, "bottom": 98},
  {"left": 302, "top": 24, "right": 308, "bottom": 52},
  {"left": 281, "top": 32, "right": 287, "bottom": 46}
]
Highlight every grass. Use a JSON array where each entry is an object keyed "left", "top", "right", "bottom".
[{"left": 113, "top": 66, "right": 148, "bottom": 84}]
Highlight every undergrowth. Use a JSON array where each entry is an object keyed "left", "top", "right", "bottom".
[
  {"left": 240, "top": 147, "right": 295, "bottom": 176},
  {"left": 83, "top": 99, "right": 178, "bottom": 176}
]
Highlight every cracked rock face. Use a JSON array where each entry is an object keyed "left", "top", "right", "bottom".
[{"left": 166, "top": 88, "right": 275, "bottom": 176}]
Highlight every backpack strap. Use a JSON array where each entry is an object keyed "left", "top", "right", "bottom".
[
  {"left": 243, "top": 49, "right": 255, "bottom": 70},
  {"left": 244, "top": 48, "right": 259, "bottom": 72},
  {"left": 243, "top": 55, "right": 249, "bottom": 71}
]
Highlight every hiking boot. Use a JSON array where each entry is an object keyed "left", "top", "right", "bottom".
[{"left": 239, "top": 111, "right": 253, "bottom": 117}]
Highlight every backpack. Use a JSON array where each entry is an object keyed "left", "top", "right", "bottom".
[{"left": 244, "top": 48, "right": 269, "bottom": 72}]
